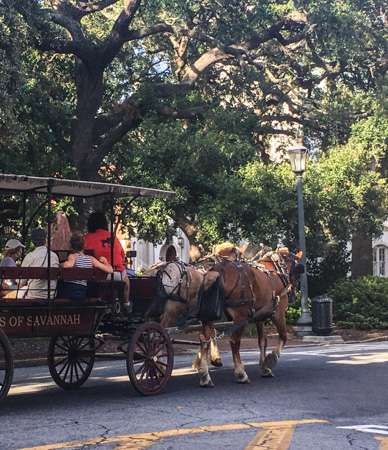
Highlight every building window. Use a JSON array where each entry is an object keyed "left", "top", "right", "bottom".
[{"left": 373, "top": 246, "right": 387, "bottom": 277}]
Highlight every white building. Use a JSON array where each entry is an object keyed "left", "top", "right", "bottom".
[
  {"left": 372, "top": 222, "right": 388, "bottom": 277},
  {"left": 128, "top": 234, "right": 190, "bottom": 272}
]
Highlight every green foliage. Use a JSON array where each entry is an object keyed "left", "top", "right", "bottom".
[
  {"left": 286, "top": 297, "right": 302, "bottom": 326},
  {"left": 301, "top": 132, "right": 388, "bottom": 294},
  {"left": 328, "top": 276, "right": 388, "bottom": 330},
  {"left": 2, "top": 0, "right": 388, "bottom": 290}
]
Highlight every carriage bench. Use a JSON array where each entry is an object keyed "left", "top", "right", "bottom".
[
  {"left": 0, "top": 266, "right": 125, "bottom": 338},
  {"left": 0, "top": 266, "right": 117, "bottom": 306}
]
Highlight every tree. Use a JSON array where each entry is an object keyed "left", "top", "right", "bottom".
[
  {"left": 2, "top": 0, "right": 332, "bottom": 181},
  {"left": 2, "top": 0, "right": 388, "bottom": 282}
]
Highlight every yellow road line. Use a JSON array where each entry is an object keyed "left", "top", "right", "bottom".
[
  {"left": 245, "top": 426, "right": 295, "bottom": 450},
  {"left": 376, "top": 436, "right": 388, "bottom": 450},
  {"left": 18, "top": 420, "right": 327, "bottom": 450},
  {"left": 245, "top": 420, "right": 328, "bottom": 450}
]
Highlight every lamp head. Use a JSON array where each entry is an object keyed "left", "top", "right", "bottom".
[{"left": 286, "top": 144, "right": 307, "bottom": 175}]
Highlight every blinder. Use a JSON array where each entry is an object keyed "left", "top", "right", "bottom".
[{"left": 294, "top": 262, "right": 305, "bottom": 274}]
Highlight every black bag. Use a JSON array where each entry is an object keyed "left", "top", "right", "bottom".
[{"left": 196, "top": 276, "right": 225, "bottom": 322}]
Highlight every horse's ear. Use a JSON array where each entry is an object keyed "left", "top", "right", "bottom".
[
  {"left": 295, "top": 251, "right": 303, "bottom": 259},
  {"left": 238, "top": 244, "right": 247, "bottom": 254}
]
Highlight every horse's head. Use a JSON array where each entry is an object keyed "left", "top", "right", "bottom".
[
  {"left": 213, "top": 242, "right": 247, "bottom": 260},
  {"left": 149, "top": 261, "right": 215, "bottom": 327},
  {"left": 258, "top": 247, "right": 304, "bottom": 290},
  {"left": 284, "top": 250, "right": 304, "bottom": 288}
]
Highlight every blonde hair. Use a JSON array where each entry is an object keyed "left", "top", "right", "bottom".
[{"left": 3, "top": 247, "right": 22, "bottom": 258}]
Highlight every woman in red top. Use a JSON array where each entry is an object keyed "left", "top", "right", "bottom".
[{"left": 84, "top": 212, "right": 131, "bottom": 313}]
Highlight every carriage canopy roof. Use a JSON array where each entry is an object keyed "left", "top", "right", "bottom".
[{"left": 0, "top": 174, "right": 176, "bottom": 199}]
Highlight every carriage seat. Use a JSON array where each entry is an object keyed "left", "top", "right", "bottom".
[{"left": 0, "top": 266, "right": 109, "bottom": 305}]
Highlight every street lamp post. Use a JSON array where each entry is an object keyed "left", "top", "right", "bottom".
[{"left": 287, "top": 144, "right": 312, "bottom": 336}]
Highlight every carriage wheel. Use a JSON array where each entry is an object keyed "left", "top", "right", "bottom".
[
  {"left": 127, "top": 322, "right": 173, "bottom": 396},
  {"left": 0, "top": 328, "right": 13, "bottom": 403},
  {"left": 48, "top": 335, "right": 95, "bottom": 390}
]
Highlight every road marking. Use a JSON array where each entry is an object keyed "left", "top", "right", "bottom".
[
  {"left": 337, "top": 425, "right": 388, "bottom": 449},
  {"left": 337, "top": 425, "right": 388, "bottom": 435},
  {"left": 18, "top": 419, "right": 327, "bottom": 450},
  {"left": 244, "top": 425, "right": 295, "bottom": 449},
  {"left": 375, "top": 436, "right": 388, "bottom": 449},
  {"left": 328, "top": 352, "right": 388, "bottom": 365}
]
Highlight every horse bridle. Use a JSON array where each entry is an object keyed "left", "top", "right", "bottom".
[
  {"left": 254, "top": 252, "right": 301, "bottom": 298},
  {"left": 157, "top": 261, "right": 191, "bottom": 304}
]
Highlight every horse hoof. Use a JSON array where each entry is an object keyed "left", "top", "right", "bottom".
[
  {"left": 236, "top": 373, "right": 250, "bottom": 384},
  {"left": 261, "top": 370, "right": 275, "bottom": 378},
  {"left": 211, "top": 359, "right": 223, "bottom": 368},
  {"left": 200, "top": 380, "right": 215, "bottom": 388},
  {"left": 265, "top": 353, "right": 278, "bottom": 369}
]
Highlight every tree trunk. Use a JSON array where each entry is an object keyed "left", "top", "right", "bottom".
[
  {"left": 351, "top": 231, "right": 373, "bottom": 277},
  {"left": 71, "top": 58, "right": 105, "bottom": 181}
]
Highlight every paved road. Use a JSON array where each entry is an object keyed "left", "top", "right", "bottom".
[{"left": 1, "top": 341, "right": 388, "bottom": 449}]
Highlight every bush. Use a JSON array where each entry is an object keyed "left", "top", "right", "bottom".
[
  {"left": 286, "top": 295, "right": 302, "bottom": 325},
  {"left": 328, "top": 276, "right": 388, "bottom": 330}
]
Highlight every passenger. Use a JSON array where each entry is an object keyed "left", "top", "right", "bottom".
[
  {"left": 0, "top": 239, "right": 25, "bottom": 296},
  {"left": 57, "top": 232, "right": 113, "bottom": 301},
  {"left": 84, "top": 211, "right": 131, "bottom": 313},
  {"left": 0, "top": 239, "right": 25, "bottom": 268},
  {"left": 20, "top": 228, "right": 59, "bottom": 300}
]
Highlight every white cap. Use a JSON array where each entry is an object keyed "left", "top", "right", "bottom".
[{"left": 5, "top": 239, "right": 25, "bottom": 249}]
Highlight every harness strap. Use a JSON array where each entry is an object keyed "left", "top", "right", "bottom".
[
  {"left": 167, "top": 317, "right": 199, "bottom": 333},
  {"left": 223, "top": 260, "right": 256, "bottom": 306},
  {"left": 218, "top": 295, "right": 278, "bottom": 340},
  {"left": 159, "top": 261, "right": 190, "bottom": 306}
]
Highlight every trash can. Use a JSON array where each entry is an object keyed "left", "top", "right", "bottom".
[{"left": 311, "top": 295, "right": 333, "bottom": 336}]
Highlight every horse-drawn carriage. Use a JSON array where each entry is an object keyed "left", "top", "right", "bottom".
[
  {"left": 0, "top": 174, "right": 304, "bottom": 404},
  {"left": 0, "top": 174, "right": 176, "bottom": 402}
]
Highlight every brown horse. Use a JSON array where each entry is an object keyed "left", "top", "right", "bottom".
[
  {"left": 147, "top": 261, "right": 223, "bottom": 366},
  {"left": 192, "top": 241, "right": 246, "bottom": 273},
  {"left": 196, "top": 249, "right": 303, "bottom": 387}
]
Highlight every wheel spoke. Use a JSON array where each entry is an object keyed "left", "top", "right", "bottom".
[
  {"left": 133, "top": 361, "right": 147, "bottom": 376},
  {"left": 56, "top": 358, "right": 70, "bottom": 376},
  {"left": 75, "top": 360, "right": 86, "bottom": 377},
  {"left": 134, "top": 340, "right": 148, "bottom": 356},
  {"left": 152, "top": 339, "right": 168, "bottom": 356}
]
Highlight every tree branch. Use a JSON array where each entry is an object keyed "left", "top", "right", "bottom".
[
  {"left": 91, "top": 117, "right": 142, "bottom": 167},
  {"left": 76, "top": 0, "right": 119, "bottom": 18},
  {"left": 45, "top": 7, "right": 86, "bottom": 41},
  {"left": 93, "top": 100, "right": 140, "bottom": 138},
  {"left": 46, "top": 116, "right": 71, "bottom": 153},
  {"left": 156, "top": 105, "right": 204, "bottom": 119}
]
